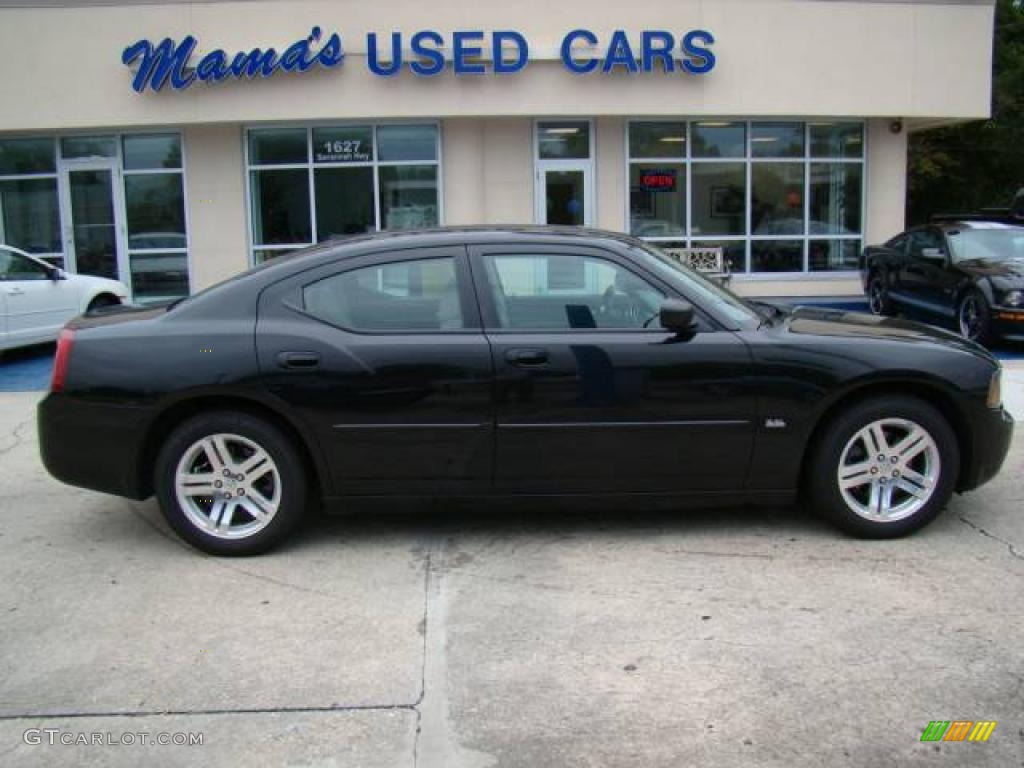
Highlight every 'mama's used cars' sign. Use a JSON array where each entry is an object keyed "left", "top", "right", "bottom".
[{"left": 122, "top": 27, "right": 716, "bottom": 93}]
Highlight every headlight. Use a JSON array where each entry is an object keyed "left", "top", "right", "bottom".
[
  {"left": 1001, "top": 289, "right": 1024, "bottom": 307},
  {"left": 987, "top": 368, "right": 1002, "bottom": 409}
]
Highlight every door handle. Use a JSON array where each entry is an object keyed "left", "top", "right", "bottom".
[
  {"left": 5, "top": 287, "right": 25, "bottom": 296},
  {"left": 276, "top": 351, "right": 320, "bottom": 370},
  {"left": 505, "top": 348, "right": 549, "bottom": 367}
]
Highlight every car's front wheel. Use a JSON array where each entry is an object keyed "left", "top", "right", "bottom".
[
  {"left": 154, "top": 411, "right": 307, "bottom": 555},
  {"left": 806, "top": 395, "right": 958, "bottom": 537}
]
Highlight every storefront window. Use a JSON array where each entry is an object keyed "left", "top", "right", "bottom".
[
  {"left": 0, "top": 138, "right": 55, "bottom": 175},
  {"left": 536, "top": 121, "right": 590, "bottom": 160},
  {"left": 628, "top": 120, "right": 864, "bottom": 274},
  {"left": 247, "top": 123, "right": 441, "bottom": 264},
  {"left": 121, "top": 133, "right": 189, "bottom": 302},
  {"left": 0, "top": 138, "right": 61, "bottom": 261}
]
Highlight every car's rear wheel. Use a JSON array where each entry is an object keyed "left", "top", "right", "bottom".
[
  {"left": 867, "top": 274, "right": 893, "bottom": 316},
  {"left": 805, "top": 396, "right": 958, "bottom": 537},
  {"left": 154, "top": 411, "right": 307, "bottom": 555},
  {"left": 958, "top": 289, "right": 993, "bottom": 346}
]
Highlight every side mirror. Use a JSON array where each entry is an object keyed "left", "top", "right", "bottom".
[
  {"left": 48, "top": 266, "right": 67, "bottom": 281},
  {"left": 920, "top": 247, "right": 947, "bottom": 263},
  {"left": 659, "top": 299, "right": 699, "bottom": 336}
]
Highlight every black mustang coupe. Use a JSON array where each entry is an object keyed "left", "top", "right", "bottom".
[
  {"left": 39, "top": 227, "right": 1012, "bottom": 555},
  {"left": 861, "top": 220, "right": 1024, "bottom": 345}
]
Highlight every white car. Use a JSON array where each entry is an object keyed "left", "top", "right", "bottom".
[{"left": 0, "top": 244, "right": 129, "bottom": 352}]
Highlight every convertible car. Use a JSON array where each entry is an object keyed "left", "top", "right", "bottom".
[{"left": 39, "top": 227, "right": 1012, "bottom": 555}]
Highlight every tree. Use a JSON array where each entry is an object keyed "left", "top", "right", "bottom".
[{"left": 907, "top": 0, "right": 1024, "bottom": 224}]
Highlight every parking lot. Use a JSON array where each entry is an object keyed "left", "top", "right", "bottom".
[{"left": 0, "top": 366, "right": 1021, "bottom": 766}]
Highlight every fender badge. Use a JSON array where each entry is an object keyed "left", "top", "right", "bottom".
[{"left": 765, "top": 418, "right": 787, "bottom": 429}]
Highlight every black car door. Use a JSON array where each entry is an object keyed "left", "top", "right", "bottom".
[
  {"left": 467, "top": 242, "right": 756, "bottom": 494},
  {"left": 901, "top": 228, "right": 954, "bottom": 317},
  {"left": 255, "top": 246, "right": 494, "bottom": 496}
]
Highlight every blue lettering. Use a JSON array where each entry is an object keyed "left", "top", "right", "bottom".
[
  {"left": 410, "top": 30, "right": 445, "bottom": 76},
  {"left": 641, "top": 30, "right": 675, "bottom": 73},
  {"left": 602, "top": 30, "right": 637, "bottom": 73},
  {"left": 279, "top": 26, "right": 319, "bottom": 73},
  {"left": 122, "top": 36, "right": 196, "bottom": 92},
  {"left": 560, "top": 29, "right": 598, "bottom": 74},
  {"left": 316, "top": 32, "right": 344, "bottom": 67},
  {"left": 196, "top": 49, "right": 230, "bottom": 82},
  {"left": 230, "top": 48, "right": 278, "bottom": 78},
  {"left": 493, "top": 30, "right": 528, "bottom": 74},
  {"left": 453, "top": 31, "right": 485, "bottom": 74},
  {"left": 681, "top": 29, "right": 716, "bottom": 74},
  {"left": 367, "top": 32, "right": 402, "bottom": 76}
]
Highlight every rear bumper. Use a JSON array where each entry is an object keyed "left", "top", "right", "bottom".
[
  {"left": 958, "top": 405, "right": 1014, "bottom": 492},
  {"left": 37, "top": 393, "right": 153, "bottom": 500}
]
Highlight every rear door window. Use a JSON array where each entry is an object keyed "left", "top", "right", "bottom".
[{"left": 302, "top": 256, "right": 465, "bottom": 331}]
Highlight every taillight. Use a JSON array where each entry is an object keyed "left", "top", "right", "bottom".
[{"left": 51, "top": 328, "right": 75, "bottom": 393}]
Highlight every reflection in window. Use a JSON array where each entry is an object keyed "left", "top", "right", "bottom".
[
  {"left": 752, "top": 164, "right": 805, "bottom": 235},
  {"left": 250, "top": 169, "right": 312, "bottom": 246},
  {"left": 809, "top": 240, "right": 861, "bottom": 271},
  {"left": 123, "top": 134, "right": 182, "bottom": 170},
  {"left": 627, "top": 120, "right": 864, "bottom": 274},
  {"left": 124, "top": 175, "right": 186, "bottom": 242},
  {"left": 315, "top": 167, "right": 375, "bottom": 239},
  {"left": 378, "top": 166, "right": 439, "bottom": 229},
  {"left": 630, "top": 163, "right": 686, "bottom": 237},
  {"left": 0, "top": 178, "right": 61, "bottom": 253},
  {"left": 483, "top": 253, "right": 664, "bottom": 330},
  {"left": 245, "top": 124, "right": 441, "bottom": 262},
  {"left": 537, "top": 121, "right": 590, "bottom": 160},
  {"left": 130, "top": 251, "right": 189, "bottom": 302},
  {"left": 0, "top": 138, "right": 55, "bottom": 175},
  {"left": 691, "top": 163, "right": 745, "bottom": 237},
  {"left": 752, "top": 240, "right": 803, "bottom": 272},
  {"left": 810, "top": 163, "right": 862, "bottom": 235},
  {"left": 692, "top": 122, "right": 746, "bottom": 158},
  {"left": 303, "top": 257, "right": 462, "bottom": 331},
  {"left": 60, "top": 136, "right": 116, "bottom": 159}
]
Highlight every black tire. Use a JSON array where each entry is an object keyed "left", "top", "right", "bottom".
[
  {"left": 805, "top": 395, "right": 959, "bottom": 538},
  {"left": 86, "top": 293, "right": 121, "bottom": 312},
  {"left": 867, "top": 274, "right": 893, "bottom": 316},
  {"left": 957, "top": 289, "right": 993, "bottom": 346},
  {"left": 154, "top": 411, "right": 308, "bottom": 555}
]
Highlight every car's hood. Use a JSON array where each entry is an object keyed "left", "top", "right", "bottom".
[
  {"left": 779, "top": 306, "right": 992, "bottom": 359},
  {"left": 68, "top": 272, "right": 129, "bottom": 295},
  {"left": 956, "top": 257, "right": 1024, "bottom": 282}
]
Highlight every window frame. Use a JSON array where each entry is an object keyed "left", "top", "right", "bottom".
[
  {"left": 624, "top": 118, "right": 867, "bottom": 279},
  {"left": 244, "top": 121, "right": 444, "bottom": 266},
  {"left": 293, "top": 246, "right": 480, "bottom": 336}
]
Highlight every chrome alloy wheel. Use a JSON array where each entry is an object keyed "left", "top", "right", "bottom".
[
  {"left": 836, "top": 418, "right": 940, "bottom": 522},
  {"left": 959, "top": 294, "right": 982, "bottom": 340},
  {"left": 174, "top": 433, "right": 281, "bottom": 539}
]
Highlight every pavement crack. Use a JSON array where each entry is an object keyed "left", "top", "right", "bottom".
[
  {"left": 411, "top": 541, "right": 437, "bottom": 768},
  {"left": 959, "top": 515, "right": 1024, "bottom": 562},
  {"left": 0, "top": 419, "right": 31, "bottom": 458}
]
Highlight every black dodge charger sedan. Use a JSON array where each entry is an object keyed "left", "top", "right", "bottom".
[
  {"left": 39, "top": 227, "right": 1012, "bottom": 555},
  {"left": 861, "top": 220, "right": 1024, "bottom": 345}
]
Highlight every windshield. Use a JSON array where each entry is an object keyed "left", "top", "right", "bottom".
[
  {"left": 633, "top": 242, "right": 764, "bottom": 329},
  {"left": 947, "top": 227, "right": 1024, "bottom": 263}
]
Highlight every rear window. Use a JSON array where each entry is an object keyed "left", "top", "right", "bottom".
[{"left": 302, "top": 257, "right": 464, "bottom": 331}]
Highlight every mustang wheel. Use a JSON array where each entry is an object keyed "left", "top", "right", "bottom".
[
  {"left": 867, "top": 275, "right": 893, "bottom": 316},
  {"left": 155, "top": 411, "right": 307, "bottom": 555},
  {"left": 806, "top": 396, "right": 958, "bottom": 537},
  {"left": 958, "top": 289, "right": 993, "bottom": 346}
]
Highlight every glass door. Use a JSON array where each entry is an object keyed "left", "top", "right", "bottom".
[
  {"left": 59, "top": 160, "right": 127, "bottom": 283},
  {"left": 538, "top": 165, "right": 592, "bottom": 226}
]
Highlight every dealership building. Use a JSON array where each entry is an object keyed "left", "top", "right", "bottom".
[{"left": 0, "top": 0, "right": 996, "bottom": 304}]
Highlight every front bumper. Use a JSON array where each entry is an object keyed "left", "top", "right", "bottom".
[
  {"left": 958, "top": 404, "right": 1014, "bottom": 492},
  {"left": 38, "top": 393, "right": 153, "bottom": 500}
]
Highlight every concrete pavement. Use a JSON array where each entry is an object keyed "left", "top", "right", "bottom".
[{"left": 0, "top": 388, "right": 1021, "bottom": 767}]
